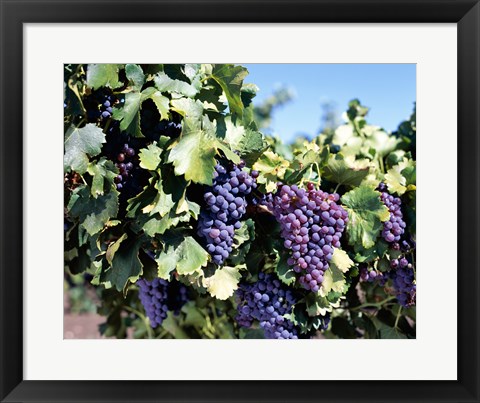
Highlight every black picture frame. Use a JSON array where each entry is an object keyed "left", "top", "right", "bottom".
[{"left": 1, "top": 1, "right": 479, "bottom": 402}]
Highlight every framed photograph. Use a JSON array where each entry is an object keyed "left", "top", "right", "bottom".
[{"left": 1, "top": 0, "right": 479, "bottom": 402}]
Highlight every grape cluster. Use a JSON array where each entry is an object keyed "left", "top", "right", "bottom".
[
  {"left": 266, "top": 183, "right": 348, "bottom": 292},
  {"left": 84, "top": 89, "right": 117, "bottom": 125},
  {"left": 113, "top": 143, "right": 136, "bottom": 191},
  {"left": 359, "top": 264, "right": 386, "bottom": 285},
  {"left": 235, "top": 273, "right": 299, "bottom": 339},
  {"left": 141, "top": 99, "right": 182, "bottom": 141},
  {"left": 197, "top": 162, "right": 257, "bottom": 265},
  {"left": 137, "top": 278, "right": 189, "bottom": 328},
  {"left": 378, "top": 183, "right": 406, "bottom": 248},
  {"left": 390, "top": 256, "right": 416, "bottom": 307}
]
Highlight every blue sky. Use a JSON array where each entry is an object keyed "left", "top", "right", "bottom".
[{"left": 243, "top": 64, "right": 416, "bottom": 143}]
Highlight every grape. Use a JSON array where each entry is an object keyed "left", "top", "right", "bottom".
[
  {"left": 83, "top": 89, "right": 117, "bottom": 126},
  {"left": 389, "top": 256, "right": 416, "bottom": 307},
  {"left": 265, "top": 183, "right": 348, "bottom": 292},
  {"left": 235, "top": 273, "right": 300, "bottom": 339},
  {"left": 378, "top": 183, "right": 406, "bottom": 248},
  {"left": 359, "top": 264, "right": 386, "bottom": 285},
  {"left": 140, "top": 99, "right": 182, "bottom": 141},
  {"left": 137, "top": 278, "right": 189, "bottom": 328},
  {"left": 197, "top": 162, "right": 256, "bottom": 265}
]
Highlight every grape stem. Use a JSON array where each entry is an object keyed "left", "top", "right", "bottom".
[
  {"left": 124, "top": 305, "right": 154, "bottom": 339},
  {"left": 350, "top": 296, "right": 396, "bottom": 311},
  {"left": 394, "top": 306, "right": 403, "bottom": 329}
]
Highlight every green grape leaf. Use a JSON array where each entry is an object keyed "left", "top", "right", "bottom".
[
  {"left": 321, "top": 265, "right": 347, "bottom": 295},
  {"left": 223, "top": 116, "right": 246, "bottom": 149},
  {"left": 252, "top": 151, "right": 290, "bottom": 193},
  {"left": 68, "top": 186, "right": 118, "bottom": 235},
  {"left": 323, "top": 154, "right": 370, "bottom": 187},
  {"left": 167, "top": 117, "right": 218, "bottom": 184},
  {"left": 142, "top": 207, "right": 190, "bottom": 237},
  {"left": 170, "top": 97, "right": 204, "bottom": 120},
  {"left": 112, "top": 89, "right": 149, "bottom": 137},
  {"left": 330, "top": 248, "right": 354, "bottom": 273},
  {"left": 142, "top": 178, "right": 175, "bottom": 217},
  {"left": 150, "top": 91, "right": 170, "bottom": 121},
  {"left": 64, "top": 124, "right": 106, "bottom": 174},
  {"left": 86, "top": 64, "right": 121, "bottom": 89},
  {"left": 139, "top": 142, "right": 162, "bottom": 171},
  {"left": 86, "top": 158, "right": 117, "bottom": 198},
  {"left": 341, "top": 185, "right": 390, "bottom": 249},
  {"left": 275, "top": 252, "right": 296, "bottom": 286},
  {"left": 104, "top": 234, "right": 144, "bottom": 294},
  {"left": 384, "top": 168, "right": 406, "bottom": 195},
  {"left": 202, "top": 265, "right": 243, "bottom": 300},
  {"left": 154, "top": 72, "right": 198, "bottom": 97},
  {"left": 237, "top": 128, "right": 266, "bottom": 165},
  {"left": 156, "top": 235, "right": 208, "bottom": 279},
  {"left": 210, "top": 64, "right": 248, "bottom": 116},
  {"left": 305, "top": 293, "right": 339, "bottom": 317},
  {"left": 125, "top": 63, "right": 145, "bottom": 89}
]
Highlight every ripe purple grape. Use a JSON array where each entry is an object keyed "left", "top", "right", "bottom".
[
  {"left": 265, "top": 184, "right": 348, "bottom": 292},
  {"left": 137, "top": 278, "right": 189, "bottom": 328},
  {"left": 378, "top": 183, "right": 406, "bottom": 248},
  {"left": 235, "top": 273, "right": 299, "bottom": 339},
  {"left": 197, "top": 162, "right": 256, "bottom": 265}
]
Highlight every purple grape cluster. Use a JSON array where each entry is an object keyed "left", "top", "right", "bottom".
[
  {"left": 390, "top": 256, "right": 416, "bottom": 307},
  {"left": 85, "top": 89, "right": 117, "bottom": 125},
  {"left": 235, "top": 273, "right": 299, "bottom": 339},
  {"left": 359, "top": 264, "right": 386, "bottom": 285},
  {"left": 114, "top": 143, "right": 136, "bottom": 191},
  {"left": 137, "top": 278, "right": 189, "bottom": 328},
  {"left": 378, "top": 183, "right": 406, "bottom": 248},
  {"left": 141, "top": 99, "right": 182, "bottom": 141},
  {"left": 197, "top": 162, "right": 257, "bottom": 265},
  {"left": 266, "top": 183, "right": 348, "bottom": 293}
]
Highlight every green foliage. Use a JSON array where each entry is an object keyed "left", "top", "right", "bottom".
[{"left": 64, "top": 64, "right": 416, "bottom": 340}]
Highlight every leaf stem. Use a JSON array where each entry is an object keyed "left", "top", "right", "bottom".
[
  {"left": 394, "top": 306, "right": 403, "bottom": 329},
  {"left": 124, "top": 306, "right": 154, "bottom": 339},
  {"left": 350, "top": 296, "right": 396, "bottom": 311}
]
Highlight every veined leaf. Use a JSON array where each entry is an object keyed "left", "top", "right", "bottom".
[
  {"left": 341, "top": 185, "right": 390, "bottom": 249},
  {"left": 64, "top": 124, "right": 106, "bottom": 174}
]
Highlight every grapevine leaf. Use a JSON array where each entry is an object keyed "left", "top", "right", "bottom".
[
  {"left": 237, "top": 128, "right": 266, "bottom": 165},
  {"left": 341, "top": 186, "right": 390, "bottom": 249},
  {"left": 154, "top": 72, "right": 198, "bottom": 97},
  {"left": 210, "top": 64, "right": 248, "bottom": 116},
  {"left": 176, "top": 237, "right": 209, "bottom": 275},
  {"left": 223, "top": 116, "right": 246, "bottom": 149},
  {"left": 142, "top": 208, "right": 190, "bottom": 237},
  {"left": 105, "top": 233, "right": 128, "bottom": 264},
  {"left": 86, "top": 64, "right": 121, "bottom": 89},
  {"left": 323, "top": 154, "right": 370, "bottom": 187},
  {"left": 150, "top": 92, "right": 170, "bottom": 121},
  {"left": 87, "top": 158, "right": 117, "bottom": 197},
  {"left": 64, "top": 124, "right": 106, "bottom": 174},
  {"left": 252, "top": 151, "right": 290, "bottom": 192},
  {"left": 170, "top": 97, "right": 204, "bottom": 120},
  {"left": 125, "top": 63, "right": 145, "bottom": 89},
  {"left": 167, "top": 117, "right": 217, "bottom": 184},
  {"left": 104, "top": 235, "right": 144, "bottom": 294},
  {"left": 321, "top": 265, "right": 347, "bottom": 295},
  {"left": 305, "top": 293, "right": 337, "bottom": 317},
  {"left": 202, "top": 265, "right": 243, "bottom": 300},
  {"left": 156, "top": 236, "right": 208, "bottom": 279},
  {"left": 143, "top": 179, "right": 175, "bottom": 217},
  {"left": 384, "top": 168, "right": 406, "bottom": 195},
  {"left": 139, "top": 142, "right": 162, "bottom": 171},
  {"left": 275, "top": 252, "right": 296, "bottom": 286},
  {"left": 68, "top": 186, "right": 119, "bottom": 235},
  {"left": 330, "top": 248, "right": 354, "bottom": 273}
]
